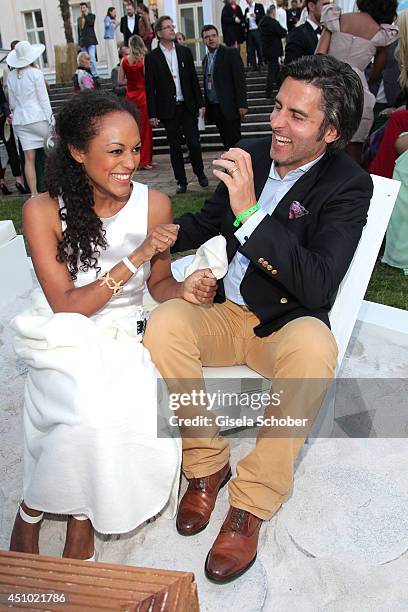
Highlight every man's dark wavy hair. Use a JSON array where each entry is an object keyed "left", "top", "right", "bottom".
[
  {"left": 279, "top": 54, "right": 364, "bottom": 154},
  {"left": 45, "top": 90, "right": 139, "bottom": 280},
  {"left": 356, "top": 0, "right": 398, "bottom": 25}
]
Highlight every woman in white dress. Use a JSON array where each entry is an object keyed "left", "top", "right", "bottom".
[
  {"left": 10, "top": 90, "right": 217, "bottom": 561},
  {"left": 6, "top": 41, "right": 52, "bottom": 196}
]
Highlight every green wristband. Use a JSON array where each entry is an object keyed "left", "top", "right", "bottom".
[{"left": 233, "top": 202, "right": 260, "bottom": 227}]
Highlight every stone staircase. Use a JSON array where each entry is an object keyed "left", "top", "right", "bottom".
[{"left": 47, "top": 68, "right": 273, "bottom": 153}]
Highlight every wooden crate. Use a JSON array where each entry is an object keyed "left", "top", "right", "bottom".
[{"left": 0, "top": 551, "right": 199, "bottom": 611}]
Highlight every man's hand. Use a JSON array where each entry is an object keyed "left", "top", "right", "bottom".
[
  {"left": 212, "top": 147, "right": 257, "bottom": 220},
  {"left": 182, "top": 268, "right": 217, "bottom": 305},
  {"left": 198, "top": 107, "right": 206, "bottom": 118},
  {"left": 149, "top": 117, "right": 160, "bottom": 127},
  {"left": 239, "top": 108, "right": 248, "bottom": 118}
]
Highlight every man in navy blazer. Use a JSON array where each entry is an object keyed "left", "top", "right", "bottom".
[
  {"left": 145, "top": 55, "right": 372, "bottom": 583},
  {"left": 202, "top": 25, "right": 248, "bottom": 150},
  {"left": 285, "top": 0, "right": 325, "bottom": 64},
  {"left": 244, "top": 0, "right": 265, "bottom": 70},
  {"left": 120, "top": 1, "right": 140, "bottom": 46},
  {"left": 145, "top": 16, "right": 208, "bottom": 194}
]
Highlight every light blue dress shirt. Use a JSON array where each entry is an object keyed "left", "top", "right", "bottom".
[
  {"left": 223, "top": 153, "right": 325, "bottom": 305},
  {"left": 104, "top": 16, "right": 116, "bottom": 39}
]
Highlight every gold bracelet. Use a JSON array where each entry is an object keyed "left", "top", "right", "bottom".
[{"left": 99, "top": 271, "right": 124, "bottom": 296}]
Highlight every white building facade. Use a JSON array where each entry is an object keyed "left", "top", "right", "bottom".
[{"left": 0, "top": 0, "right": 229, "bottom": 75}]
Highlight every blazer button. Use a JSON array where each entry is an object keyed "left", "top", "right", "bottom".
[
  {"left": 262, "top": 261, "right": 268, "bottom": 267},
  {"left": 280, "top": 297, "right": 288, "bottom": 304},
  {"left": 267, "top": 264, "right": 273, "bottom": 271},
  {"left": 272, "top": 269, "right": 278, "bottom": 275},
  {"left": 258, "top": 257, "right": 264, "bottom": 263}
]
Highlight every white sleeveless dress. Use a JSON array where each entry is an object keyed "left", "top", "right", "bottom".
[{"left": 12, "top": 182, "right": 181, "bottom": 534}]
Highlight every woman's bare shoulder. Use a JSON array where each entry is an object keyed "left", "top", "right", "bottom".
[
  {"left": 147, "top": 188, "right": 173, "bottom": 224},
  {"left": 23, "top": 193, "right": 60, "bottom": 227}
]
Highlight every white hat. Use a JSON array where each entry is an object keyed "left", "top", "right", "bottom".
[{"left": 6, "top": 40, "right": 45, "bottom": 68}]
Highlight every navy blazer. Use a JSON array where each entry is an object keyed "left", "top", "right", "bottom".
[
  {"left": 172, "top": 137, "right": 373, "bottom": 336},
  {"left": 284, "top": 21, "right": 319, "bottom": 64},
  {"left": 145, "top": 44, "right": 203, "bottom": 120},
  {"left": 202, "top": 45, "right": 247, "bottom": 121}
]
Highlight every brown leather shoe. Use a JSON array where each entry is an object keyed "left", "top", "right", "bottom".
[
  {"left": 205, "top": 506, "right": 262, "bottom": 583},
  {"left": 176, "top": 463, "right": 231, "bottom": 535}
]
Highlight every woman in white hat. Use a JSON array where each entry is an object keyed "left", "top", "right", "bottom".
[{"left": 6, "top": 40, "right": 52, "bottom": 196}]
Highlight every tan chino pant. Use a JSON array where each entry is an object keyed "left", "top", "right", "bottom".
[{"left": 144, "top": 299, "right": 338, "bottom": 520}]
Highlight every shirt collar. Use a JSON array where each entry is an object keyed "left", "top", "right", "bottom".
[
  {"left": 306, "top": 18, "right": 320, "bottom": 31},
  {"left": 270, "top": 152, "right": 325, "bottom": 181},
  {"left": 159, "top": 42, "right": 175, "bottom": 53}
]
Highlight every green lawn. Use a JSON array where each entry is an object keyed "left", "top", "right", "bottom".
[{"left": 1, "top": 194, "right": 407, "bottom": 310}]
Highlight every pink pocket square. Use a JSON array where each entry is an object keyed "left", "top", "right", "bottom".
[{"left": 288, "top": 201, "right": 309, "bottom": 220}]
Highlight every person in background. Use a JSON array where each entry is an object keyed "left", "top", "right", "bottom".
[
  {"left": 287, "top": 0, "right": 302, "bottom": 32},
  {"left": 284, "top": 0, "right": 325, "bottom": 65},
  {"left": 104, "top": 7, "right": 119, "bottom": 75},
  {"left": 111, "top": 45, "right": 129, "bottom": 96},
  {"left": 120, "top": 2, "right": 140, "bottom": 47},
  {"left": 77, "top": 2, "right": 99, "bottom": 78},
  {"left": 119, "top": 35, "right": 153, "bottom": 170},
  {"left": 6, "top": 41, "right": 52, "bottom": 196},
  {"left": 201, "top": 25, "right": 247, "bottom": 150},
  {"left": 244, "top": 0, "right": 266, "bottom": 71},
  {"left": 0, "top": 80, "right": 27, "bottom": 195},
  {"left": 175, "top": 32, "right": 186, "bottom": 45},
  {"left": 276, "top": 0, "right": 288, "bottom": 31},
  {"left": 221, "top": 0, "right": 245, "bottom": 49},
  {"left": 2, "top": 40, "right": 20, "bottom": 99},
  {"left": 259, "top": 5, "right": 288, "bottom": 98},
  {"left": 316, "top": 0, "right": 398, "bottom": 162},
  {"left": 137, "top": 4, "right": 154, "bottom": 51},
  {"left": 73, "top": 52, "right": 100, "bottom": 92},
  {"left": 145, "top": 16, "right": 208, "bottom": 194}
]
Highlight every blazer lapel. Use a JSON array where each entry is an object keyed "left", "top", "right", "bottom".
[{"left": 273, "top": 152, "right": 330, "bottom": 221}]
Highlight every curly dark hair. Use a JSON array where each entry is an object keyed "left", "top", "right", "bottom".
[
  {"left": 356, "top": 0, "right": 398, "bottom": 25},
  {"left": 280, "top": 55, "right": 364, "bottom": 154},
  {"left": 45, "top": 90, "right": 139, "bottom": 280}
]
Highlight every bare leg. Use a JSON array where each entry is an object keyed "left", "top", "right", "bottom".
[
  {"left": 62, "top": 516, "right": 95, "bottom": 560},
  {"left": 23, "top": 149, "right": 38, "bottom": 196},
  {"left": 9, "top": 501, "right": 43, "bottom": 554}
]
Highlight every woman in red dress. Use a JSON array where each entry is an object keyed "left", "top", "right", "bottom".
[{"left": 119, "top": 35, "right": 153, "bottom": 170}]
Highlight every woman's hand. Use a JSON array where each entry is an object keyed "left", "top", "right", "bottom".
[
  {"left": 379, "top": 107, "right": 395, "bottom": 118},
  {"left": 138, "top": 223, "right": 179, "bottom": 262},
  {"left": 181, "top": 269, "right": 217, "bottom": 305},
  {"left": 212, "top": 147, "right": 257, "bottom": 220}
]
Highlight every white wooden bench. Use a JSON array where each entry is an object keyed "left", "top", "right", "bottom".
[{"left": 0, "top": 219, "right": 32, "bottom": 310}]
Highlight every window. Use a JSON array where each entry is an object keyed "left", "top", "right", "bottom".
[
  {"left": 24, "top": 10, "right": 48, "bottom": 67},
  {"left": 179, "top": 4, "right": 204, "bottom": 63}
]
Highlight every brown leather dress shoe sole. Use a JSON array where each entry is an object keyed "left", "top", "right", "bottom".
[
  {"left": 176, "top": 464, "right": 232, "bottom": 536},
  {"left": 204, "top": 551, "right": 257, "bottom": 583},
  {"left": 204, "top": 507, "right": 262, "bottom": 583}
]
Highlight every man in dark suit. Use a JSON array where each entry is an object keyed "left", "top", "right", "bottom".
[
  {"left": 144, "top": 55, "right": 372, "bottom": 583},
  {"left": 244, "top": 0, "right": 265, "bottom": 70},
  {"left": 201, "top": 25, "right": 248, "bottom": 150},
  {"left": 77, "top": 2, "right": 98, "bottom": 77},
  {"left": 284, "top": 0, "right": 324, "bottom": 64},
  {"left": 259, "top": 5, "right": 287, "bottom": 98},
  {"left": 286, "top": 0, "right": 302, "bottom": 32},
  {"left": 145, "top": 16, "right": 208, "bottom": 194},
  {"left": 120, "top": 1, "right": 140, "bottom": 47}
]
